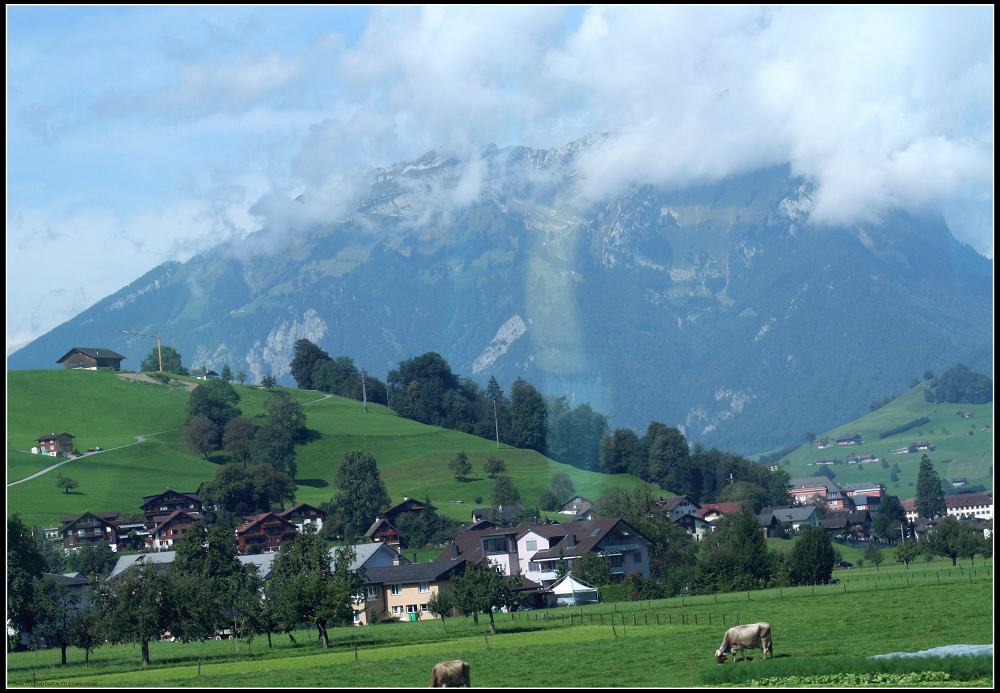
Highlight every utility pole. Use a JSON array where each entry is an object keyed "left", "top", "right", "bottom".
[
  {"left": 361, "top": 370, "right": 368, "bottom": 413},
  {"left": 120, "top": 330, "right": 163, "bottom": 372},
  {"left": 492, "top": 399, "right": 500, "bottom": 449},
  {"left": 385, "top": 373, "right": 390, "bottom": 411}
]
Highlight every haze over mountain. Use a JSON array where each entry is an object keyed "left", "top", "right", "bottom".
[{"left": 9, "top": 138, "right": 992, "bottom": 454}]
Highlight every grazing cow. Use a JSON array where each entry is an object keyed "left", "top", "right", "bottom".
[
  {"left": 429, "top": 660, "right": 471, "bottom": 687},
  {"left": 714, "top": 622, "right": 773, "bottom": 664}
]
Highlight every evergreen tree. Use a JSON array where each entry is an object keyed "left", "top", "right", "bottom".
[
  {"left": 915, "top": 455, "right": 946, "bottom": 519},
  {"left": 330, "top": 450, "right": 391, "bottom": 540},
  {"left": 787, "top": 526, "right": 836, "bottom": 585},
  {"left": 872, "top": 494, "right": 907, "bottom": 540},
  {"left": 220, "top": 364, "right": 233, "bottom": 383},
  {"left": 510, "top": 378, "right": 546, "bottom": 452}
]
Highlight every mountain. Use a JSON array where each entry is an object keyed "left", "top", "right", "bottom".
[{"left": 9, "top": 139, "right": 993, "bottom": 454}]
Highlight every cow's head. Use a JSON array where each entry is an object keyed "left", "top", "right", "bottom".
[{"left": 714, "top": 650, "right": 726, "bottom": 664}]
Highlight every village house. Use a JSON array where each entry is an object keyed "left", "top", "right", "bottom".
[
  {"left": 235, "top": 512, "right": 299, "bottom": 554},
  {"left": 359, "top": 560, "right": 468, "bottom": 625},
  {"left": 59, "top": 511, "right": 123, "bottom": 551},
  {"left": 364, "top": 517, "right": 402, "bottom": 546},
  {"left": 56, "top": 347, "right": 127, "bottom": 371},
  {"left": 909, "top": 440, "right": 935, "bottom": 452},
  {"left": 190, "top": 368, "right": 220, "bottom": 380},
  {"left": 438, "top": 518, "right": 652, "bottom": 589},
  {"left": 758, "top": 506, "right": 820, "bottom": 535},
  {"left": 815, "top": 438, "right": 831, "bottom": 449},
  {"left": 42, "top": 573, "right": 93, "bottom": 611},
  {"left": 787, "top": 476, "right": 842, "bottom": 505},
  {"left": 276, "top": 503, "right": 326, "bottom": 534},
  {"left": 141, "top": 490, "right": 203, "bottom": 528},
  {"left": 470, "top": 504, "right": 526, "bottom": 526},
  {"left": 34, "top": 433, "right": 76, "bottom": 456},
  {"left": 695, "top": 502, "right": 744, "bottom": 524},
  {"left": 655, "top": 495, "right": 701, "bottom": 521},
  {"left": 891, "top": 446, "right": 910, "bottom": 455},
  {"left": 674, "top": 512, "right": 712, "bottom": 541},
  {"left": 836, "top": 434, "right": 863, "bottom": 447},
  {"left": 560, "top": 496, "right": 595, "bottom": 516},
  {"left": 146, "top": 510, "right": 201, "bottom": 551},
  {"left": 383, "top": 497, "right": 428, "bottom": 526}
]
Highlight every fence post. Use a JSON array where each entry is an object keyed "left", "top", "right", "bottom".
[
  {"left": 669, "top": 613, "right": 672, "bottom": 624},
  {"left": 198, "top": 659, "right": 202, "bottom": 677},
  {"left": 484, "top": 635, "right": 490, "bottom": 649},
  {"left": 657, "top": 613, "right": 660, "bottom": 625},
  {"left": 709, "top": 613, "right": 712, "bottom": 625},
  {"left": 354, "top": 643, "right": 359, "bottom": 662},
  {"left": 736, "top": 612, "right": 740, "bottom": 625},
  {"left": 723, "top": 613, "right": 726, "bottom": 625},
  {"left": 694, "top": 614, "right": 698, "bottom": 625}
]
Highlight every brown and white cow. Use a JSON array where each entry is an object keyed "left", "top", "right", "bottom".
[
  {"left": 714, "top": 622, "right": 773, "bottom": 663},
  {"left": 429, "top": 660, "right": 471, "bottom": 687}
]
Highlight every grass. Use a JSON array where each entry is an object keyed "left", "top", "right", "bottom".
[
  {"left": 6, "top": 370, "right": 650, "bottom": 528},
  {"left": 776, "top": 383, "right": 993, "bottom": 493},
  {"left": 6, "top": 567, "right": 992, "bottom": 687}
]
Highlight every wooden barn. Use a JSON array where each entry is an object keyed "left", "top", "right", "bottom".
[{"left": 56, "top": 347, "right": 126, "bottom": 371}]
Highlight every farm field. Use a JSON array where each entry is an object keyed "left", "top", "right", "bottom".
[
  {"left": 6, "top": 370, "right": 649, "bottom": 528},
  {"left": 6, "top": 563, "right": 992, "bottom": 687},
  {"left": 776, "top": 384, "right": 993, "bottom": 494}
]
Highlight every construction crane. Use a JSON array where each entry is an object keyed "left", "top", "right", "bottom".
[{"left": 119, "top": 330, "right": 163, "bottom": 372}]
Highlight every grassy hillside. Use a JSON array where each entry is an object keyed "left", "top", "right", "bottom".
[
  {"left": 776, "top": 383, "right": 993, "bottom": 496},
  {"left": 6, "top": 370, "right": 647, "bottom": 528}
]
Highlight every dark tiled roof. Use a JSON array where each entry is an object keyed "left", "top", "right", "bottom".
[
  {"left": 657, "top": 496, "right": 695, "bottom": 512},
  {"left": 529, "top": 519, "right": 642, "bottom": 561},
  {"left": 42, "top": 572, "right": 91, "bottom": 587},
  {"left": 364, "top": 517, "right": 400, "bottom": 538},
  {"left": 60, "top": 511, "right": 120, "bottom": 526},
  {"left": 696, "top": 502, "right": 744, "bottom": 518},
  {"left": 946, "top": 492, "right": 993, "bottom": 508},
  {"left": 236, "top": 512, "right": 297, "bottom": 534},
  {"left": 141, "top": 490, "right": 201, "bottom": 507},
  {"left": 364, "top": 560, "right": 467, "bottom": 585},
  {"left": 150, "top": 510, "right": 200, "bottom": 535},
  {"left": 37, "top": 433, "right": 75, "bottom": 442},
  {"left": 277, "top": 503, "right": 326, "bottom": 518},
  {"left": 56, "top": 347, "right": 126, "bottom": 363}
]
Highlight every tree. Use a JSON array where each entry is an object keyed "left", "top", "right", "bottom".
[
  {"left": 787, "top": 526, "right": 836, "bottom": 585},
  {"left": 646, "top": 424, "right": 691, "bottom": 493},
  {"left": 187, "top": 379, "right": 242, "bottom": 428},
  {"left": 7, "top": 514, "right": 46, "bottom": 649},
  {"left": 426, "top": 591, "right": 455, "bottom": 631},
  {"left": 269, "top": 535, "right": 362, "bottom": 647},
  {"left": 548, "top": 472, "right": 575, "bottom": 504},
  {"left": 56, "top": 472, "right": 79, "bottom": 494},
  {"left": 141, "top": 345, "right": 184, "bottom": 374},
  {"left": 223, "top": 417, "right": 258, "bottom": 468},
  {"left": 599, "top": 428, "right": 644, "bottom": 475},
  {"left": 236, "top": 371, "right": 247, "bottom": 385},
  {"left": 449, "top": 452, "right": 472, "bottom": 482},
  {"left": 510, "top": 378, "right": 546, "bottom": 452},
  {"left": 261, "top": 374, "right": 277, "bottom": 389},
  {"left": 96, "top": 564, "right": 172, "bottom": 665},
  {"left": 491, "top": 475, "right": 521, "bottom": 507},
  {"left": 863, "top": 544, "right": 884, "bottom": 571},
  {"left": 262, "top": 390, "right": 307, "bottom": 443},
  {"left": 915, "top": 455, "right": 946, "bottom": 519},
  {"left": 718, "top": 481, "right": 768, "bottom": 513},
  {"left": 220, "top": 365, "right": 233, "bottom": 383},
  {"left": 926, "top": 516, "right": 968, "bottom": 566},
  {"left": 63, "top": 540, "right": 117, "bottom": 578},
  {"left": 250, "top": 424, "right": 297, "bottom": 479},
  {"left": 572, "top": 553, "right": 613, "bottom": 587},
  {"left": 894, "top": 539, "right": 921, "bottom": 569},
  {"left": 32, "top": 577, "right": 78, "bottom": 664},
  {"left": 290, "top": 339, "right": 331, "bottom": 390},
  {"left": 68, "top": 607, "right": 103, "bottom": 666},
  {"left": 872, "top": 495, "right": 907, "bottom": 541},
  {"left": 484, "top": 456, "right": 506, "bottom": 479},
  {"left": 696, "top": 507, "right": 776, "bottom": 592},
  {"left": 451, "top": 561, "right": 519, "bottom": 635},
  {"left": 330, "top": 450, "right": 391, "bottom": 540},
  {"left": 538, "top": 489, "right": 560, "bottom": 512},
  {"left": 185, "top": 415, "right": 221, "bottom": 459}
]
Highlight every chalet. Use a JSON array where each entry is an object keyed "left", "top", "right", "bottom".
[
  {"left": 814, "top": 458, "right": 840, "bottom": 466},
  {"left": 815, "top": 439, "right": 831, "bottom": 449},
  {"left": 846, "top": 454, "right": 879, "bottom": 465},
  {"left": 655, "top": 495, "right": 700, "bottom": 521},
  {"left": 364, "top": 517, "right": 402, "bottom": 546},
  {"left": 141, "top": 490, "right": 203, "bottom": 527},
  {"left": 35, "top": 433, "right": 76, "bottom": 456},
  {"left": 847, "top": 510, "right": 872, "bottom": 539},
  {"left": 951, "top": 477, "right": 968, "bottom": 487},
  {"left": 836, "top": 434, "right": 862, "bottom": 447},
  {"left": 383, "top": 497, "right": 428, "bottom": 526},
  {"left": 909, "top": 441, "right": 935, "bottom": 452},
  {"left": 674, "top": 513, "right": 711, "bottom": 541},
  {"left": 848, "top": 495, "right": 881, "bottom": 512},
  {"left": 842, "top": 482, "right": 886, "bottom": 499},
  {"left": 235, "top": 512, "right": 298, "bottom": 554},
  {"left": 820, "top": 511, "right": 850, "bottom": 536},
  {"left": 56, "top": 347, "right": 126, "bottom": 371},
  {"left": 277, "top": 503, "right": 326, "bottom": 534},
  {"left": 695, "top": 502, "right": 744, "bottom": 524},
  {"left": 59, "top": 511, "right": 122, "bottom": 551},
  {"left": 470, "top": 504, "right": 525, "bottom": 526},
  {"left": 360, "top": 560, "right": 467, "bottom": 625},
  {"left": 957, "top": 411, "right": 974, "bottom": 419},
  {"left": 146, "top": 511, "right": 201, "bottom": 551},
  {"left": 891, "top": 446, "right": 910, "bottom": 455},
  {"left": 560, "top": 496, "right": 595, "bottom": 516},
  {"left": 190, "top": 368, "right": 220, "bottom": 381},
  {"left": 759, "top": 506, "right": 820, "bottom": 534}
]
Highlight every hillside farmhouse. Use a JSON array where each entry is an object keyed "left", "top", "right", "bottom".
[
  {"left": 901, "top": 492, "right": 993, "bottom": 523},
  {"left": 35, "top": 432, "right": 76, "bottom": 456},
  {"left": 56, "top": 347, "right": 126, "bottom": 371}
]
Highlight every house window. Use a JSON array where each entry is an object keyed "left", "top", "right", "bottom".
[
  {"left": 77, "top": 529, "right": 85, "bottom": 536},
  {"left": 529, "top": 561, "right": 541, "bottom": 572},
  {"left": 609, "top": 555, "right": 624, "bottom": 568},
  {"left": 483, "top": 537, "right": 507, "bottom": 555},
  {"left": 392, "top": 605, "right": 403, "bottom": 615},
  {"left": 406, "top": 604, "right": 418, "bottom": 613},
  {"left": 419, "top": 582, "right": 430, "bottom": 593},
  {"left": 366, "top": 585, "right": 378, "bottom": 600},
  {"left": 526, "top": 540, "right": 537, "bottom": 552},
  {"left": 391, "top": 584, "right": 402, "bottom": 596},
  {"left": 420, "top": 604, "right": 429, "bottom": 612}
]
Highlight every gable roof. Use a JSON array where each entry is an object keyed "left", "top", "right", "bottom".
[
  {"left": 528, "top": 519, "right": 649, "bottom": 561},
  {"left": 42, "top": 572, "right": 92, "bottom": 588},
  {"left": 789, "top": 476, "right": 843, "bottom": 494},
  {"left": 695, "top": 502, "right": 743, "bottom": 518},
  {"left": 109, "top": 551, "right": 177, "bottom": 579},
  {"left": 150, "top": 510, "right": 200, "bottom": 535},
  {"left": 235, "top": 512, "right": 298, "bottom": 535},
  {"left": 471, "top": 505, "right": 525, "bottom": 524},
  {"left": 56, "top": 347, "right": 126, "bottom": 363},
  {"left": 657, "top": 496, "right": 697, "bottom": 512},
  {"left": 364, "top": 517, "right": 400, "bottom": 538},
  {"left": 543, "top": 574, "right": 599, "bottom": 595},
  {"left": 141, "top": 490, "right": 202, "bottom": 508},
  {"left": 364, "top": 560, "right": 467, "bottom": 585},
  {"left": 60, "top": 511, "right": 120, "bottom": 528},
  {"left": 331, "top": 542, "right": 407, "bottom": 571},
  {"left": 761, "top": 506, "right": 819, "bottom": 524},
  {"left": 276, "top": 503, "right": 326, "bottom": 517},
  {"left": 37, "top": 432, "right": 75, "bottom": 442}
]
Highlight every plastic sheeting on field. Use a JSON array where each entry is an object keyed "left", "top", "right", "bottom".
[{"left": 868, "top": 644, "right": 993, "bottom": 659}]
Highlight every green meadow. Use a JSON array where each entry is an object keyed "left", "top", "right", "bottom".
[
  {"left": 777, "top": 384, "right": 993, "bottom": 494},
  {"left": 6, "top": 564, "right": 992, "bottom": 687},
  {"left": 6, "top": 370, "right": 648, "bottom": 527}
]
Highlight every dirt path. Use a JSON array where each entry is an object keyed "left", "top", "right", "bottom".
[
  {"left": 117, "top": 372, "right": 198, "bottom": 391},
  {"left": 6, "top": 431, "right": 167, "bottom": 487}
]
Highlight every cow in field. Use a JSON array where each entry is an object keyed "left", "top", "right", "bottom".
[
  {"left": 429, "top": 660, "right": 471, "bottom": 687},
  {"left": 714, "top": 622, "right": 773, "bottom": 664}
]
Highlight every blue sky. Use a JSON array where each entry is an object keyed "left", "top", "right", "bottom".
[{"left": 6, "top": 6, "right": 994, "bottom": 353}]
